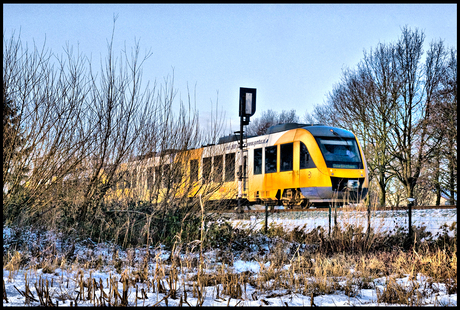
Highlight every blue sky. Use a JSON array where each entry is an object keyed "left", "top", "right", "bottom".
[{"left": 3, "top": 4, "right": 457, "bottom": 133}]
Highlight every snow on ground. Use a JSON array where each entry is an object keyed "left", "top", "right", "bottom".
[
  {"left": 4, "top": 266, "right": 456, "bottom": 307},
  {"left": 3, "top": 208, "right": 457, "bottom": 307},
  {"left": 231, "top": 208, "right": 457, "bottom": 238}
]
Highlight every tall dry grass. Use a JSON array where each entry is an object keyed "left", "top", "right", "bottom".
[{"left": 3, "top": 201, "right": 457, "bottom": 306}]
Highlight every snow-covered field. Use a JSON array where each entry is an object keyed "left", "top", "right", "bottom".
[
  {"left": 3, "top": 208, "right": 457, "bottom": 307},
  {"left": 231, "top": 207, "right": 458, "bottom": 238}
]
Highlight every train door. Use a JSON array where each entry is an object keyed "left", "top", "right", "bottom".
[{"left": 298, "top": 141, "right": 318, "bottom": 202}]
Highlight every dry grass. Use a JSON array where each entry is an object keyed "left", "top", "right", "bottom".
[{"left": 3, "top": 209, "right": 457, "bottom": 306}]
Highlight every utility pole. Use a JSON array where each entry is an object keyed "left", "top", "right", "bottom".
[{"left": 237, "top": 88, "right": 256, "bottom": 213}]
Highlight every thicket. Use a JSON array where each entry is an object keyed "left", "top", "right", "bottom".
[{"left": 3, "top": 21, "right": 227, "bottom": 248}]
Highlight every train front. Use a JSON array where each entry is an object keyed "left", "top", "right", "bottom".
[{"left": 302, "top": 125, "right": 369, "bottom": 206}]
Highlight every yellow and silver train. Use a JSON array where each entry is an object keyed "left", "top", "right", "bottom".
[{"left": 116, "top": 123, "right": 368, "bottom": 208}]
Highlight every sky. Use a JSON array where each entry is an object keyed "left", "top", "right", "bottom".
[{"left": 3, "top": 4, "right": 457, "bottom": 134}]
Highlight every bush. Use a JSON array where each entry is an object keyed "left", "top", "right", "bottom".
[{"left": 204, "top": 220, "right": 234, "bottom": 249}]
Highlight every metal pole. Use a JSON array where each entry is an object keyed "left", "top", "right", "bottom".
[
  {"left": 405, "top": 198, "right": 414, "bottom": 249},
  {"left": 238, "top": 116, "right": 244, "bottom": 212},
  {"left": 334, "top": 204, "right": 337, "bottom": 227},
  {"left": 265, "top": 204, "right": 268, "bottom": 233},
  {"left": 367, "top": 201, "right": 371, "bottom": 241},
  {"left": 408, "top": 200, "right": 413, "bottom": 244}
]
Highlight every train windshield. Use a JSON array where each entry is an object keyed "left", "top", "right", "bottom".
[{"left": 316, "top": 137, "right": 363, "bottom": 169}]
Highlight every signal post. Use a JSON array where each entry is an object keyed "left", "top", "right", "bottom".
[{"left": 237, "top": 87, "right": 256, "bottom": 213}]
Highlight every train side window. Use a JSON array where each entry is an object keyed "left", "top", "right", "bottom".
[
  {"left": 162, "top": 164, "right": 170, "bottom": 188},
  {"left": 147, "top": 167, "right": 154, "bottom": 188},
  {"left": 155, "top": 166, "right": 161, "bottom": 188},
  {"left": 225, "top": 153, "right": 235, "bottom": 182},
  {"left": 254, "top": 148, "right": 262, "bottom": 175},
  {"left": 116, "top": 171, "right": 125, "bottom": 190},
  {"left": 202, "top": 157, "right": 212, "bottom": 183},
  {"left": 172, "top": 165, "right": 181, "bottom": 184},
  {"left": 280, "top": 143, "right": 293, "bottom": 172},
  {"left": 131, "top": 170, "right": 137, "bottom": 188},
  {"left": 265, "top": 146, "right": 277, "bottom": 173},
  {"left": 300, "top": 142, "right": 316, "bottom": 169},
  {"left": 190, "top": 159, "right": 199, "bottom": 183},
  {"left": 124, "top": 171, "right": 131, "bottom": 189},
  {"left": 213, "top": 155, "right": 223, "bottom": 183}
]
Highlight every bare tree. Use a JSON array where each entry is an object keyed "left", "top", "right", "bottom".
[
  {"left": 321, "top": 26, "right": 456, "bottom": 206},
  {"left": 305, "top": 102, "right": 336, "bottom": 126},
  {"left": 3, "top": 31, "right": 94, "bottom": 225},
  {"left": 60, "top": 19, "right": 156, "bottom": 227},
  {"left": 423, "top": 45, "right": 457, "bottom": 205},
  {"left": 246, "top": 109, "right": 277, "bottom": 136},
  {"left": 4, "top": 18, "right": 234, "bottom": 249},
  {"left": 440, "top": 48, "right": 457, "bottom": 205},
  {"left": 278, "top": 109, "right": 299, "bottom": 124},
  {"left": 386, "top": 27, "right": 451, "bottom": 202},
  {"left": 246, "top": 109, "right": 299, "bottom": 136}
]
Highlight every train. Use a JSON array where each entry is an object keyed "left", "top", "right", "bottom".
[{"left": 113, "top": 123, "right": 369, "bottom": 209}]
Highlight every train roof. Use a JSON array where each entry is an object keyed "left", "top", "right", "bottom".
[
  {"left": 266, "top": 123, "right": 321, "bottom": 134},
  {"left": 264, "top": 123, "right": 356, "bottom": 139},
  {"left": 216, "top": 123, "right": 356, "bottom": 146},
  {"left": 303, "top": 125, "right": 356, "bottom": 139}
]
